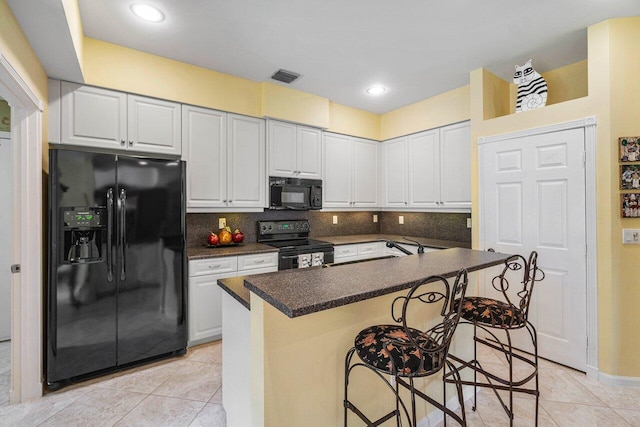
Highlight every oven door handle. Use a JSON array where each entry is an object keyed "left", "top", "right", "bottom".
[{"left": 281, "top": 255, "right": 301, "bottom": 260}]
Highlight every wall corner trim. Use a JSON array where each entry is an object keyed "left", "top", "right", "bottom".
[{"left": 0, "top": 52, "right": 43, "bottom": 111}]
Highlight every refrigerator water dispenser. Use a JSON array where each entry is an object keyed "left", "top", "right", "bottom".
[{"left": 61, "top": 207, "right": 106, "bottom": 263}]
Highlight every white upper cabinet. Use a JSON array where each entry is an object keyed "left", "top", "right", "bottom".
[
  {"left": 58, "top": 81, "right": 181, "bottom": 156},
  {"left": 439, "top": 121, "right": 471, "bottom": 209},
  {"left": 268, "top": 120, "right": 322, "bottom": 179},
  {"left": 408, "top": 129, "right": 440, "bottom": 208},
  {"left": 60, "top": 81, "right": 127, "bottom": 150},
  {"left": 352, "top": 138, "right": 379, "bottom": 207},
  {"left": 227, "top": 114, "right": 266, "bottom": 209},
  {"left": 183, "top": 109, "right": 266, "bottom": 212},
  {"left": 380, "top": 121, "right": 470, "bottom": 211},
  {"left": 182, "top": 105, "right": 227, "bottom": 210},
  {"left": 323, "top": 133, "right": 378, "bottom": 209},
  {"left": 323, "top": 133, "right": 352, "bottom": 208},
  {"left": 127, "top": 95, "right": 181, "bottom": 156},
  {"left": 381, "top": 136, "right": 408, "bottom": 208}
]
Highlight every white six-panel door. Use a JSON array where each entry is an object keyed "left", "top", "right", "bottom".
[{"left": 479, "top": 127, "right": 587, "bottom": 371}]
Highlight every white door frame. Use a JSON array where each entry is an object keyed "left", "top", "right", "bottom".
[
  {"left": 477, "top": 116, "right": 599, "bottom": 378},
  {"left": 0, "top": 52, "right": 44, "bottom": 402}
]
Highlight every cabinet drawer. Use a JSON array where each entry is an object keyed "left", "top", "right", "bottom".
[
  {"left": 189, "top": 257, "right": 238, "bottom": 277},
  {"left": 357, "top": 242, "right": 383, "bottom": 258},
  {"left": 237, "top": 252, "right": 278, "bottom": 273},
  {"left": 333, "top": 244, "right": 358, "bottom": 263}
]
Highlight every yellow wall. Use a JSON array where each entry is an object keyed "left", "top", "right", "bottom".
[
  {"left": 82, "top": 38, "right": 378, "bottom": 139},
  {"left": 467, "top": 18, "right": 640, "bottom": 377},
  {"left": 606, "top": 17, "right": 640, "bottom": 376},
  {"left": 0, "top": 0, "right": 48, "bottom": 167},
  {"left": 261, "top": 82, "right": 330, "bottom": 129},
  {"left": 380, "top": 85, "right": 470, "bottom": 140},
  {"left": 509, "top": 60, "right": 589, "bottom": 113},
  {"left": 329, "top": 102, "right": 380, "bottom": 141}
]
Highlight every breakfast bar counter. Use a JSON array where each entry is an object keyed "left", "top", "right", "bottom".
[{"left": 219, "top": 248, "right": 511, "bottom": 427}]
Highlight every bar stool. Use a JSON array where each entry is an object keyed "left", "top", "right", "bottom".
[
  {"left": 344, "top": 269, "right": 469, "bottom": 426},
  {"left": 446, "top": 251, "right": 544, "bottom": 426}
]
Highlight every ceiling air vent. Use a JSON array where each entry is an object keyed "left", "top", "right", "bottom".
[{"left": 271, "top": 69, "right": 301, "bottom": 84}]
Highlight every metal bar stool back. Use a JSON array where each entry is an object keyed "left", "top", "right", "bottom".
[
  {"left": 446, "top": 251, "right": 545, "bottom": 426},
  {"left": 344, "top": 269, "right": 469, "bottom": 426}
]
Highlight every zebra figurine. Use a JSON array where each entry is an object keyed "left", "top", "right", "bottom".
[{"left": 514, "top": 59, "right": 547, "bottom": 113}]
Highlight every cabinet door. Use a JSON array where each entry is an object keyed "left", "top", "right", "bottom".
[
  {"left": 227, "top": 114, "right": 266, "bottom": 208},
  {"left": 381, "top": 137, "right": 408, "bottom": 208},
  {"left": 268, "top": 120, "right": 297, "bottom": 178},
  {"left": 189, "top": 270, "right": 237, "bottom": 346},
  {"left": 408, "top": 130, "right": 440, "bottom": 208},
  {"left": 60, "top": 82, "right": 127, "bottom": 149},
  {"left": 440, "top": 122, "right": 471, "bottom": 209},
  {"left": 323, "top": 133, "right": 352, "bottom": 208},
  {"left": 352, "top": 138, "right": 379, "bottom": 207},
  {"left": 296, "top": 126, "right": 322, "bottom": 179},
  {"left": 182, "top": 106, "right": 227, "bottom": 211},
  {"left": 127, "top": 95, "right": 181, "bottom": 156}
]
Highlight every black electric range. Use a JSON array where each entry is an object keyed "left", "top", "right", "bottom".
[{"left": 257, "top": 220, "right": 334, "bottom": 270}]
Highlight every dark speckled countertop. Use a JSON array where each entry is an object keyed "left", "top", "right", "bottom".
[
  {"left": 316, "top": 234, "right": 471, "bottom": 249},
  {"left": 244, "top": 248, "right": 510, "bottom": 318},
  {"left": 217, "top": 276, "right": 256, "bottom": 309},
  {"left": 187, "top": 243, "right": 278, "bottom": 260}
]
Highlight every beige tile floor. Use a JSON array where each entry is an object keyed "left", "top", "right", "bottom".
[{"left": 0, "top": 339, "right": 639, "bottom": 426}]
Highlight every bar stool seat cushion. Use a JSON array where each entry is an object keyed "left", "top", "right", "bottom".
[
  {"left": 454, "top": 297, "right": 525, "bottom": 329},
  {"left": 354, "top": 325, "right": 437, "bottom": 375}
]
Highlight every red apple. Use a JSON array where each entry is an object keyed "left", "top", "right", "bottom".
[
  {"left": 232, "top": 228, "right": 244, "bottom": 243},
  {"left": 207, "top": 231, "right": 219, "bottom": 246}
]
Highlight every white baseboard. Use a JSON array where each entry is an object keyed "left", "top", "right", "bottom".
[
  {"left": 417, "top": 385, "right": 475, "bottom": 427},
  {"left": 597, "top": 371, "right": 640, "bottom": 388}
]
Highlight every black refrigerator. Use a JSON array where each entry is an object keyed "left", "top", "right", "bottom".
[{"left": 47, "top": 148, "right": 187, "bottom": 388}]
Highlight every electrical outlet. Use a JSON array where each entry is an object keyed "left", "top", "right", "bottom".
[
  {"left": 399, "top": 215, "right": 404, "bottom": 225},
  {"left": 623, "top": 229, "right": 640, "bottom": 244},
  {"left": 332, "top": 215, "right": 338, "bottom": 225},
  {"left": 219, "top": 217, "right": 226, "bottom": 229},
  {"left": 373, "top": 214, "right": 378, "bottom": 223},
  {"left": 467, "top": 218, "right": 472, "bottom": 228}
]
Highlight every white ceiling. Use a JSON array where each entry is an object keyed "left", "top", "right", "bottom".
[{"left": 14, "top": 0, "right": 640, "bottom": 114}]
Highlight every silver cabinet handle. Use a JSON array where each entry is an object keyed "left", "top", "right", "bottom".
[
  {"left": 120, "top": 139, "right": 125, "bottom": 145},
  {"left": 119, "top": 188, "right": 127, "bottom": 281},
  {"left": 128, "top": 140, "right": 133, "bottom": 146},
  {"left": 106, "top": 188, "right": 114, "bottom": 282},
  {"left": 209, "top": 264, "right": 222, "bottom": 269},
  {"left": 254, "top": 259, "right": 265, "bottom": 264}
]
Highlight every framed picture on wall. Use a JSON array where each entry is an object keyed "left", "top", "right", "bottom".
[
  {"left": 620, "top": 165, "right": 640, "bottom": 189},
  {"left": 622, "top": 193, "right": 640, "bottom": 218},
  {"left": 619, "top": 137, "right": 640, "bottom": 162}
]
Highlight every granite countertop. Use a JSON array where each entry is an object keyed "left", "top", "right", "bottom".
[
  {"left": 217, "top": 276, "right": 256, "bottom": 310},
  {"left": 244, "top": 248, "right": 510, "bottom": 318},
  {"left": 187, "top": 243, "right": 278, "bottom": 260},
  {"left": 315, "top": 234, "right": 471, "bottom": 249}
]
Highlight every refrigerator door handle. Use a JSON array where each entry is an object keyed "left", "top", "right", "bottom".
[
  {"left": 107, "top": 188, "right": 114, "bottom": 282},
  {"left": 119, "top": 188, "right": 127, "bottom": 281}
]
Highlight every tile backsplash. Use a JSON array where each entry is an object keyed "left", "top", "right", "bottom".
[{"left": 187, "top": 210, "right": 471, "bottom": 247}]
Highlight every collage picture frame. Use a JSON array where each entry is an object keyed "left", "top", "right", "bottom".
[{"left": 620, "top": 137, "right": 640, "bottom": 217}]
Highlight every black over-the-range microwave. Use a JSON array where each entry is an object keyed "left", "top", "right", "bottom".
[{"left": 269, "top": 176, "right": 322, "bottom": 210}]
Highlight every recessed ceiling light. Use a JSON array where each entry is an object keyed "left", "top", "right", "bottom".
[
  {"left": 130, "top": 3, "right": 165, "bottom": 23},
  {"left": 366, "top": 86, "right": 386, "bottom": 95}
]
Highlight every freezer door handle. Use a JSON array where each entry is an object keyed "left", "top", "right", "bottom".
[
  {"left": 119, "top": 188, "right": 127, "bottom": 281},
  {"left": 107, "top": 188, "right": 114, "bottom": 282}
]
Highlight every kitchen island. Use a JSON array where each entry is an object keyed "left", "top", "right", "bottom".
[{"left": 218, "top": 248, "right": 510, "bottom": 427}]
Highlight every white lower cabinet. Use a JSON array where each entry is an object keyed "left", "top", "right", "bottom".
[
  {"left": 333, "top": 242, "right": 385, "bottom": 264},
  {"left": 188, "top": 253, "right": 277, "bottom": 346}
]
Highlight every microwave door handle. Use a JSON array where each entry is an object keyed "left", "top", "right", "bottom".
[{"left": 284, "top": 206, "right": 307, "bottom": 210}]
